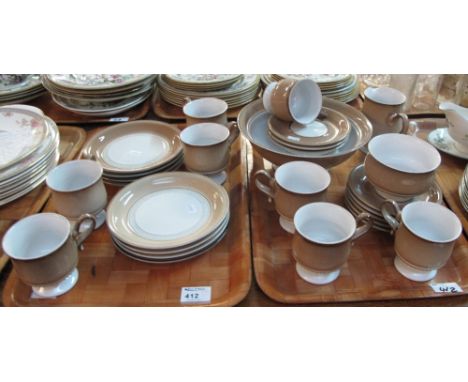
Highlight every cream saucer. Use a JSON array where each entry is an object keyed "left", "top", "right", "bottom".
[
  {"left": 31, "top": 268, "right": 79, "bottom": 298},
  {"left": 427, "top": 127, "right": 468, "bottom": 160}
]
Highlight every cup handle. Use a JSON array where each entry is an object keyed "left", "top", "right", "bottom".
[
  {"left": 387, "top": 112, "right": 415, "bottom": 135},
  {"left": 226, "top": 121, "right": 240, "bottom": 145},
  {"left": 72, "top": 213, "right": 96, "bottom": 250},
  {"left": 183, "top": 97, "right": 192, "bottom": 106},
  {"left": 81, "top": 151, "right": 96, "bottom": 160},
  {"left": 254, "top": 169, "right": 275, "bottom": 199},
  {"left": 352, "top": 213, "right": 372, "bottom": 241},
  {"left": 381, "top": 200, "right": 402, "bottom": 234}
]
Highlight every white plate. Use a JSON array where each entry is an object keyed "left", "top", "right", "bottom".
[{"left": 427, "top": 127, "right": 468, "bottom": 160}]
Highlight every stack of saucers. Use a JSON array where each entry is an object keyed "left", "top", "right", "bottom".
[
  {"left": 344, "top": 164, "right": 443, "bottom": 232},
  {"left": 107, "top": 172, "right": 230, "bottom": 263},
  {"left": 158, "top": 74, "right": 261, "bottom": 108},
  {"left": 261, "top": 74, "right": 360, "bottom": 103},
  {"left": 0, "top": 75, "right": 45, "bottom": 105},
  {"left": 458, "top": 164, "right": 468, "bottom": 213},
  {"left": 0, "top": 105, "right": 60, "bottom": 206},
  {"left": 267, "top": 108, "right": 351, "bottom": 151},
  {"left": 81, "top": 120, "right": 183, "bottom": 186},
  {"left": 42, "top": 74, "right": 157, "bottom": 116}
]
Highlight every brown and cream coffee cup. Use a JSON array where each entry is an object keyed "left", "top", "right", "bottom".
[
  {"left": 180, "top": 121, "right": 239, "bottom": 175},
  {"left": 254, "top": 161, "right": 330, "bottom": 233},
  {"left": 183, "top": 97, "right": 228, "bottom": 126},
  {"left": 46, "top": 159, "right": 107, "bottom": 229},
  {"left": 2, "top": 212, "right": 96, "bottom": 287},
  {"left": 292, "top": 202, "right": 372, "bottom": 285},
  {"left": 381, "top": 200, "right": 462, "bottom": 282}
]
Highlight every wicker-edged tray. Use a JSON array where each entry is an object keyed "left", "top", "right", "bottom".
[
  {"left": 26, "top": 93, "right": 150, "bottom": 125},
  {"left": 0, "top": 126, "right": 86, "bottom": 275},
  {"left": 248, "top": 145, "right": 468, "bottom": 304},
  {"left": 2, "top": 135, "right": 252, "bottom": 306}
]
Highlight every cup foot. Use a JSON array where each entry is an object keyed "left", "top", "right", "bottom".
[
  {"left": 279, "top": 216, "right": 295, "bottom": 234},
  {"left": 295, "top": 263, "right": 340, "bottom": 285},
  {"left": 31, "top": 268, "right": 79, "bottom": 298},
  {"left": 291, "top": 120, "right": 328, "bottom": 138},
  {"left": 204, "top": 171, "right": 227, "bottom": 185},
  {"left": 394, "top": 257, "right": 437, "bottom": 282}
]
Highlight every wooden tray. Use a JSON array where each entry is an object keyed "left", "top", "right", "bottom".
[
  {"left": 411, "top": 118, "right": 468, "bottom": 235},
  {"left": 152, "top": 90, "right": 249, "bottom": 121},
  {"left": 2, "top": 136, "right": 252, "bottom": 306},
  {"left": 0, "top": 126, "right": 87, "bottom": 275},
  {"left": 248, "top": 145, "right": 468, "bottom": 304},
  {"left": 27, "top": 93, "right": 151, "bottom": 125}
]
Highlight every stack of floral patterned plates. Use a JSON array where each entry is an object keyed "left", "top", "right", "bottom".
[
  {"left": 107, "top": 172, "right": 230, "bottom": 263},
  {"left": 158, "top": 74, "right": 261, "bottom": 108},
  {"left": 42, "top": 74, "right": 157, "bottom": 116},
  {"left": 344, "top": 164, "right": 443, "bottom": 232},
  {"left": 267, "top": 108, "right": 351, "bottom": 151},
  {"left": 0, "top": 105, "right": 60, "bottom": 206},
  {"left": 0, "top": 75, "right": 45, "bottom": 105},
  {"left": 238, "top": 98, "right": 372, "bottom": 168},
  {"left": 458, "top": 164, "right": 468, "bottom": 213},
  {"left": 261, "top": 74, "right": 360, "bottom": 103},
  {"left": 81, "top": 120, "right": 183, "bottom": 186}
]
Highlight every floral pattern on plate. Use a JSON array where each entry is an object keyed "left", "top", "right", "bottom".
[
  {"left": 0, "top": 108, "right": 47, "bottom": 168},
  {"left": 0, "top": 75, "right": 42, "bottom": 95},
  {"left": 165, "top": 74, "right": 241, "bottom": 84},
  {"left": 47, "top": 74, "right": 151, "bottom": 89},
  {"left": 277, "top": 74, "right": 352, "bottom": 83}
]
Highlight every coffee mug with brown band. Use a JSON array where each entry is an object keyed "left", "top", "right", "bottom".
[
  {"left": 183, "top": 97, "right": 229, "bottom": 126},
  {"left": 362, "top": 86, "right": 415, "bottom": 137},
  {"left": 180, "top": 121, "right": 239, "bottom": 184},
  {"left": 254, "top": 161, "right": 331, "bottom": 233},
  {"left": 2, "top": 212, "right": 96, "bottom": 298},
  {"left": 292, "top": 202, "right": 372, "bottom": 285},
  {"left": 381, "top": 200, "right": 462, "bottom": 282}
]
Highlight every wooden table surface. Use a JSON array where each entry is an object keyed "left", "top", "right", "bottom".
[{"left": 1, "top": 103, "right": 468, "bottom": 307}]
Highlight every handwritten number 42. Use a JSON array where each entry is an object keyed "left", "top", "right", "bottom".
[{"left": 438, "top": 286, "right": 458, "bottom": 293}]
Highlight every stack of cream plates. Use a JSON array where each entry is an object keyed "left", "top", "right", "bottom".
[
  {"left": 158, "top": 74, "right": 261, "bottom": 108},
  {"left": 0, "top": 75, "right": 45, "bottom": 105},
  {"left": 267, "top": 108, "right": 351, "bottom": 151},
  {"left": 81, "top": 120, "right": 183, "bottom": 186},
  {"left": 42, "top": 74, "right": 156, "bottom": 116},
  {"left": 458, "top": 164, "right": 468, "bottom": 213},
  {"left": 261, "top": 74, "right": 360, "bottom": 103},
  {"left": 344, "top": 164, "right": 443, "bottom": 232},
  {"left": 0, "top": 105, "right": 60, "bottom": 206},
  {"left": 107, "top": 172, "right": 230, "bottom": 263}
]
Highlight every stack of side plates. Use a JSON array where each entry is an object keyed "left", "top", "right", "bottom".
[
  {"left": 107, "top": 172, "right": 230, "bottom": 263},
  {"left": 267, "top": 107, "right": 351, "bottom": 151},
  {"left": 158, "top": 74, "right": 261, "bottom": 108},
  {"left": 81, "top": 120, "right": 183, "bottom": 186},
  {"left": 0, "top": 75, "right": 45, "bottom": 105},
  {"left": 0, "top": 105, "right": 59, "bottom": 206},
  {"left": 344, "top": 164, "right": 443, "bottom": 232},
  {"left": 458, "top": 164, "right": 468, "bottom": 213},
  {"left": 42, "top": 74, "right": 157, "bottom": 116},
  {"left": 261, "top": 74, "right": 360, "bottom": 103}
]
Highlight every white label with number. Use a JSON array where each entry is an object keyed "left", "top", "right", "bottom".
[
  {"left": 430, "top": 282, "right": 463, "bottom": 294},
  {"left": 180, "top": 286, "right": 211, "bottom": 304},
  {"left": 109, "top": 117, "right": 129, "bottom": 122}
]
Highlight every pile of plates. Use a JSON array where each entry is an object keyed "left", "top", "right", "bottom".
[
  {"left": 261, "top": 74, "right": 360, "bottom": 103},
  {"left": 344, "top": 164, "right": 443, "bottom": 232},
  {"left": 238, "top": 98, "right": 372, "bottom": 168},
  {"left": 0, "top": 105, "right": 59, "bottom": 206},
  {"left": 0, "top": 75, "right": 45, "bottom": 105},
  {"left": 42, "top": 74, "right": 157, "bottom": 116},
  {"left": 158, "top": 74, "right": 261, "bottom": 108},
  {"left": 267, "top": 108, "right": 351, "bottom": 151},
  {"left": 81, "top": 120, "right": 183, "bottom": 186},
  {"left": 107, "top": 172, "right": 230, "bottom": 263},
  {"left": 458, "top": 164, "right": 468, "bottom": 213}
]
